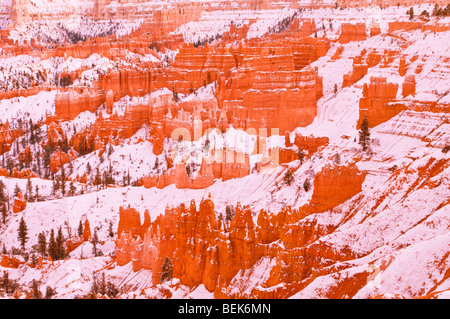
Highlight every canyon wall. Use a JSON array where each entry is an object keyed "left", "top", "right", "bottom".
[
  {"left": 338, "top": 23, "right": 367, "bottom": 44},
  {"left": 117, "top": 162, "right": 366, "bottom": 297}
]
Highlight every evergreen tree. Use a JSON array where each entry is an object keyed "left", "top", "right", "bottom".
[
  {"left": 30, "top": 120, "right": 36, "bottom": 144},
  {"left": 108, "top": 220, "right": 114, "bottom": 238},
  {"left": 90, "top": 272, "right": 98, "bottom": 295},
  {"left": 297, "top": 149, "right": 304, "bottom": 165},
  {"left": 31, "top": 279, "right": 42, "bottom": 299},
  {"left": 45, "top": 286, "right": 57, "bottom": 299},
  {"left": 60, "top": 164, "right": 66, "bottom": 196},
  {"left": 107, "top": 144, "right": 114, "bottom": 156},
  {"left": 37, "top": 232, "right": 47, "bottom": 257},
  {"left": 43, "top": 145, "right": 51, "bottom": 177},
  {"left": 94, "top": 169, "right": 102, "bottom": 189},
  {"left": 34, "top": 125, "right": 41, "bottom": 144},
  {"left": 92, "top": 228, "right": 99, "bottom": 257},
  {"left": 56, "top": 227, "right": 66, "bottom": 260},
  {"left": 420, "top": 10, "right": 429, "bottom": 17},
  {"left": 77, "top": 220, "right": 84, "bottom": 237},
  {"left": 1, "top": 203, "right": 6, "bottom": 224},
  {"left": 26, "top": 178, "right": 33, "bottom": 201},
  {"left": 106, "top": 280, "right": 119, "bottom": 298},
  {"left": 284, "top": 169, "right": 294, "bottom": 186},
  {"left": 99, "top": 272, "right": 106, "bottom": 295},
  {"left": 30, "top": 253, "right": 38, "bottom": 267},
  {"left": 14, "top": 184, "right": 21, "bottom": 197},
  {"left": 334, "top": 153, "right": 341, "bottom": 165},
  {"left": 172, "top": 83, "right": 179, "bottom": 102},
  {"left": 18, "top": 217, "right": 29, "bottom": 251},
  {"left": 68, "top": 161, "right": 73, "bottom": 175},
  {"left": 36, "top": 153, "right": 41, "bottom": 176},
  {"left": 52, "top": 180, "right": 59, "bottom": 195},
  {"left": 160, "top": 257, "right": 174, "bottom": 283},
  {"left": 185, "top": 164, "right": 191, "bottom": 177},
  {"left": 303, "top": 178, "right": 311, "bottom": 192},
  {"left": 225, "top": 205, "right": 235, "bottom": 222},
  {"left": 35, "top": 185, "right": 40, "bottom": 202},
  {"left": 69, "top": 181, "right": 76, "bottom": 196},
  {"left": 48, "top": 229, "right": 57, "bottom": 260},
  {"left": 432, "top": 4, "right": 441, "bottom": 16},
  {"left": 2, "top": 271, "right": 10, "bottom": 293},
  {"left": 79, "top": 137, "right": 86, "bottom": 156},
  {"left": 61, "top": 137, "right": 69, "bottom": 153},
  {"left": 0, "top": 180, "right": 5, "bottom": 201},
  {"left": 407, "top": 7, "right": 414, "bottom": 20},
  {"left": 359, "top": 116, "right": 371, "bottom": 151},
  {"left": 6, "top": 158, "right": 14, "bottom": 176}
]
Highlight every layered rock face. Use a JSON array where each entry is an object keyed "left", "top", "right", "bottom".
[
  {"left": 55, "top": 89, "right": 108, "bottom": 121},
  {"left": 358, "top": 77, "right": 401, "bottom": 128},
  {"left": 280, "top": 133, "right": 329, "bottom": 163},
  {"left": 49, "top": 150, "right": 69, "bottom": 174},
  {"left": 117, "top": 206, "right": 151, "bottom": 243},
  {"left": 143, "top": 150, "right": 251, "bottom": 190},
  {"left": 342, "top": 47, "right": 392, "bottom": 88},
  {"left": 421, "top": 21, "right": 450, "bottom": 33},
  {"left": 388, "top": 21, "right": 424, "bottom": 33},
  {"left": 117, "top": 162, "right": 366, "bottom": 297},
  {"left": 342, "top": 55, "right": 369, "bottom": 88},
  {"left": 358, "top": 73, "right": 449, "bottom": 129},
  {"left": 47, "top": 35, "right": 328, "bottom": 182},
  {"left": 214, "top": 37, "right": 328, "bottom": 134},
  {"left": 239, "top": 67, "right": 321, "bottom": 132},
  {"left": 221, "top": 21, "right": 255, "bottom": 42},
  {"left": 338, "top": 23, "right": 367, "bottom": 44},
  {"left": 402, "top": 75, "right": 416, "bottom": 98},
  {"left": 306, "top": 163, "right": 366, "bottom": 214},
  {"left": 47, "top": 122, "right": 66, "bottom": 150},
  {"left": 11, "top": 0, "right": 203, "bottom": 29},
  {"left": 369, "top": 25, "right": 381, "bottom": 37}
]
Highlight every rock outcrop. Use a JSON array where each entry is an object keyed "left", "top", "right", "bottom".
[
  {"left": 402, "top": 75, "right": 416, "bottom": 98},
  {"left": 388, "top": 21, "right": 424, "bottom": 33},
  {"left": 280, "top": 133, "right": 329, "bottom": 163},
  {"left": 358, "top": 77, "right": 401, "bottom": 128},
  {"left": 306, "top": 163, "right": 366, "bottom": 214},
  {"left": 0, "top": 121, "right": 22, "bottom": 155},
  {"left": 117, "top": 162, "right": 366, "bottom": 297},
  {"left": 12, "top": 192, "right": 27, "bottom": 213},
  {"left": 65, "top": 219, "right": 92, "bottom": 253},
  {"left": 338, "top": 23, "right": 367, "bottom": 44},
  {"left": 55, "top": 88, "right": 108, "bottom": 121}
]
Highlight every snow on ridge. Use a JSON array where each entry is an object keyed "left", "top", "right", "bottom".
[{"left": 173, "top": 7, "right": 296, "bottom": 43}]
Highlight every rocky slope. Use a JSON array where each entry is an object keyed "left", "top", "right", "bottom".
[{"left": 0, "top": 0, "right": 449, "bottom": 299}]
